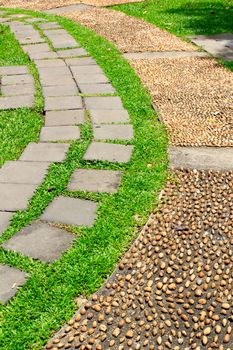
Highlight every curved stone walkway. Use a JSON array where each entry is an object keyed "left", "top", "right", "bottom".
[{"left": 0, "top": 12, "right": 133, "bottom": 302}]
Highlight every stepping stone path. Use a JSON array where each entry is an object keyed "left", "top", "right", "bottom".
[{"left": 0, "top": 12, "right": 134, "bottom": 304}]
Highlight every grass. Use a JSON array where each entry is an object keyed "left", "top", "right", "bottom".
[
  {"left": 0, "top": 24, "right": 43, "bottom": 166},
  {"left": 112, "top": 0, "right": 233, "bottom": 70},
  {"left": 0, "top": 9, "right": 168, "bottom": 350}
]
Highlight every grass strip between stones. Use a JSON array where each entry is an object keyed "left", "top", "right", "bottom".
[{"left": 0, "top": 8, "right": 168, "bottom": 350}]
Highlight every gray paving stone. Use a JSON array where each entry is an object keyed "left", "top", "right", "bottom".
[
  {"left": 25, "top": 17, "right": 46, "bottom": 23},
  {"left": 65, "top": 57, "right": 96, "bottom": 66},
  {"left": 78, "top": 83, "right": 115, "bottom": 94},
  {"left": 45, "top": 4, "right": 91, "bottom": 14},
  {"left": 0, "top": 95, "right": 34, "bottom": 109},
  {"left": 0, "top": 65, "right": 29, "bottom": 75},
  {"left": 7, "top": 14, "right": 27, "bottom": 18},
  {"left": 40, "top": 126, "right": 80, "bottom": 141},
  {"left": 1, "top": 74, "right": 34, "bottom": 85},
  {"left": 85, "top": 96, "right": 123, "bottom": 110},
  {"left": 70, "top": 65, "right": 103, "bottom": 75},
  {"left": 42, "top": 84, "right": 77, "bottom": 97},
  {"left": 90, "top": 109, "right": 130, "bottom": 124},
  {"left": 45, "top": 110, "right": 85, "bottom": 126},
  {"left": 123, "top": 51, "right": 208, "bottom": 59},
  {"left": 93, "top": 124, "right": 133, "bottom": 141},
  {"left": 44, "top": 96, "right": 82, "bottom": 111},
  {"left": 35, "top": 59, "right": 66, "bottom": 68},
  {"left": 38, "top": 22, "right": 61, "bottom": 29},
  {"left": 169, "top": 146, "right": 233, "bottom": 171},
  {"left": 2, "top": 84, "right": 35, "bottom": 96},
  {"left": 83, "top": 142, "right": 134, "bottom": 163},
  {"left": 0, "top": 161, "right": 49, "bottom": 185},
  {"left": 38, "top": 66, "right": 71, "bottom": 76},
  {"left": 41, "top": 196, "right": 97, "bottom": 227},
  {"left": 44, "top": 29, "right": 78, "bottom": 49},
  {"left": 189, "top": 33, "right": 233, "bottom": 61},
  {"left": 22, "top": 43, "right": 51, "bottom": 54},
  {"left": 2, "top": 222, "right": 74, "bottom": 262},
  {"left": 0, "top": 183, "right": 37, "bottom": 211},
  {"left": 0, "top": 212, "right": 14, "bottom": 235},
  {"left": 0, "top": 265, "right": 27, "bottom": 304},
  {"left": 74, "top": 74, "right": 109, "bottom": 84},
  {"left": 68, "top": 169, "right": 123, "bottom": 193},
  {"left": 28, "top": 51, "right": 58, "bottom": 60},
  {"left": 20, "top": 142, "right": 70, "bottom": 162},
  {"left": 57, "top": 48, "right": 88, "bottom": 58},
  {"left": 40, "top": 75, "right": 76, "bottom": 87}
]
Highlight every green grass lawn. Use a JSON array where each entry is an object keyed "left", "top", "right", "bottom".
[
  {"left": 0, "top": 9, "right": 168, "bottom": 350},
  {"left": 0, "top": 25, "right": 43, "bottom": 166},
  {"left": 113, "top": 0, "right": 233, "bottom": 70}
]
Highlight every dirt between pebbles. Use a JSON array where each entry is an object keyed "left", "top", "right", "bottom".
[
  {"left": 64, "top": 8, "right": 196, "bottom": 53},
  {"left": 130, "top": 57, "right": 233, "bottom": 147},
  {"left": 46, "top": 169, "right": 233, "bottom": 350}
]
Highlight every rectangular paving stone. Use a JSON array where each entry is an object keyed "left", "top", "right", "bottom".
[
  {"left": 83, "top": 142, "right": 134, "bottom": 163},
  {"left": 1, "top": 74, "right": 34, "bottom": 85},
  {"left": 40, "top": 126, "right": 80, "bottom": 141},
  {"left": 0, "top": 161, "right": 49, "bottom": 185},
  {"left": 38, "top": 22, "right": 61, "bottom": 29},
  {"left": 90, "top": 109, "right": 130, "bottom": 124},
  {"left": 0, "top": 265, "right": 27, "bottom": 304},
  {"left": 0, "top": 183, "right": 37, "bottom": 211},
  {"left": 0, "top": 95, "right": 34, "bottom": 109},
  {"left": 28, "top": 51, "right": 58, "bottom": 60},
  {"left": 65, "top": 57, "right": 96, "bottom": 66},
  {"left": 74, "top": 74, "right": 109, "bottom": 84},
  {"left": 71, "top": 65, "right": 103, "bottom": 75},
  {"left": 20, "top": 142, "right": 70, "bottom": 162},
  {"left": 35, "top": 59, "right": 66, "bottom": 67},
  {"left": 0, "top": 66, "right": 29, "bottom": 75},
  {"left": 22, "top": 43, "right": 51, "bottom": 54},
  {"left": 169, "top": 146, "right": 233, "bottom": 171},
  {"left": 68, "top": 169, "right": 123, "bottom": 193},
  {"left": 25, "top": 17, "right": 47, "bottom": 22},
  {"left": 93, "top": 124, "right": 133, "bottom": 141},
  {"left": 44, "top": 96, "right": 82, "bottom": 111},
  {"left": 2, "top": 84, "right": 35, "bottom": 96},
  {"left": 44, "top": 30, "right": 78, "bottom": 49},
  {"left": 45, "top": 110, "right": 85, "bottom": 126},
  {"left": 57, "top": 48, "right": 88, "bottom": 58},
  {"left": 41, "top": 196, "right": 97, "bottom": 227},
  {"left": 42, "top": 85, "right": 78, "bottom": 97},
  {"left": 78, "top": 83, "right": 116, "bottom": 94},
  {"left": 2, "top": 222, "right": 74, "bottom": 262},
  {"left": 0, "top": 212, "right": 14, "bottom": 235},
  {"left": 38, "top": 66, "right": 71, "bottom": 76},
  {"left": 40, "top": 75, "right": 76, "bottom": 87},
  {"left": 85, "top": 96, "right": 123, "bottom": 110}
]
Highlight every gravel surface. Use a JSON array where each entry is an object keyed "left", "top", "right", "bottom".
[
  {"left": 46, "top": 169, "right": 233, "bottom": 349},
  {"left": 64, "top": 8, "right": 196, "bottom": 53},
  {"left": 130, "top": 57, "right": 233, "bottom": 147}
]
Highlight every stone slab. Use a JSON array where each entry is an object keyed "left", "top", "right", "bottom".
[
  {"left": 22, "top": 43, "right": 51, "bottom": 54},
  {"left": 0, "top": 183, "right": 37, "bottom": 211},
  {"left": 74, "top": 74, "right": 109, "bottom": 84},
  {"left": 169, "top": 147, "right": 233, "bottom": 171},
  {"left": 0, "top": 66, "right": 29, "bottom": 75},
  {"left": 68, "top": 169, "right": 123, "bottom": 193},
  {"left": 20, "top": 142, "right": 70, "bottom": 162},
  {"left": 45, "top": 4, "right": 91, "bottom": 14},
  {"left": 90, "top": 109, "right": 130, "bottom": 124},
  {"left": 0, "top": 95, "right": 34, "bottom": 109},
  {"left": 0, "top": 161, "right": 49, "bottom": 185},
  {"left": 45, "top": 110, "right": 85, "bottom": 126},
  {"left": 78, "top": 83, "right": 116, "bottom": 94},
  {"left": 83, "top": 142, "right": 134, "bottom": 163},
  {"left": 189, "top": 33, "right": 233, "bottom": 61},
  {"left": 93, "top": 124, "right": 133, "bottom": 140},
  {"left": 2, "top": 84, "right": 35, "bottom": 96},
  {"left": 40, "top": 126, "right": 80, "bottom": 141},
  {"left": 41, "top": 196, "right": 97, "bottom": 227},
  {"left": 71, "top": 65, "right": 103, "bottom": 75},
  {"left": 85, "top": 96, "right": 123, "bottom": 110},
  {"left": 57, "top": 48, "right": 88, "bottom": 58},
  {"left": 35, "top": 59, "right": 66, "bottom": 68},
  {"left": 42, "top": 85, "right": 77, "bottom": 97},
  {"left": 123, "top": 51, "right": 208, "bottom": 59},
  {"left": 2, "top": 222, "right": 74, "bottom": 262},
  {"left": 44, "top": 96, "right": 82, "bottom": 111},
  {"left": 44, "top": 29, "right": 78, "bottom": 49},
  {"left": 38, "top": 66, "right": 71, "bottom": 76},
  {"left": 1, "top": 74, "right": 34, "bottom": 85},
  {"left": 65, "top": 57, "right": 96, "bottom": 66},
  {"left": 0, "top": 212, "right": 14, "bottom": 235},
  {"left": 40, "top": 75, "right": 76, "bottom": 87},
  {"left": 25, "top": 17, "right": 46, "bottom": 23},
  {"left": 28, "top": 51, "right": 58, "bottom": 60},
  {"left": 0, "top": 265, "right": 27, "bottom": 304},
  {"left": 38, "top": 22, "right": 61, "bottom": 29}
]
